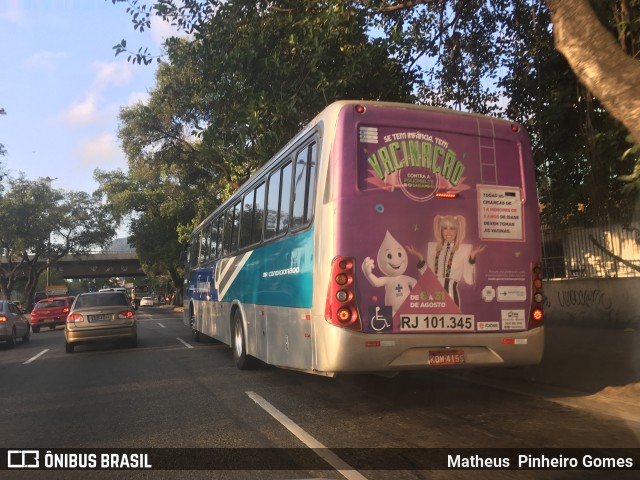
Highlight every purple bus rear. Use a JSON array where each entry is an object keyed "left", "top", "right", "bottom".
[{"left": 323, "top": 103, "right": 543, "bottom": 364}]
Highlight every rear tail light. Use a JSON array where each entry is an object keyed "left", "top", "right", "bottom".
[
  {"left": 67, "top": 314, "right": 84, "bottom": 323},
  {"left": 325, "top": 256, "right": 361, "bottom": 331},
  {"left": 118, "top": 310, "right": 135, "bottom": 320},
  {"left": 63, "top": 307, "right": 70, "bottom": 313},
  {"left": 0, "top": 315, "right": 7, "bottom": 323},
  {"left": 530, "top": 263, "right": 544, "bottom": 326}
]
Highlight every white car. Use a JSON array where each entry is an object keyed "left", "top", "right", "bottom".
[
  {"left": 140, "top": 296, "right": 155, "bottom": 307},
  {"left": 0, "top": 300, "right": 31, "bottom": 347}
]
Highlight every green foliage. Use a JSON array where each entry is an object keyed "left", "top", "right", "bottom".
[{"left": 0, "top": 176, "right": 116, "bottom": 305}]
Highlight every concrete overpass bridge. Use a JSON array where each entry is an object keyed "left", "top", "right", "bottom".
[
  {"left": 49, "top": 251, "right": 146, "bottom": 279},
  {"left": 7, "top": 251, "right": 146, "bottom": 280}
]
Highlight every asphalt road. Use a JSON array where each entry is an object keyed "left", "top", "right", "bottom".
[{"left": 1, "top": 307, "right": 638, "bottom": 480}]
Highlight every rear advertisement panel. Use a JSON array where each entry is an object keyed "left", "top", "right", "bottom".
[{"left": 351, "top": 121, "right": 536, "bottom": 335}]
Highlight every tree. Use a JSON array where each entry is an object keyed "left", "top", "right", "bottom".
[
  {"left": 95, "top": 163, "right": 194, "bottom": 305},
  {"left": 0, "top": 176, "right": 116, "bottom": 309},
  {"left": 95, "top": 73, "right": 213, "bottom": 305},
  {"left": 546, "top": 0, "right": 640, "bottom": 147},
  {"left": 496, "top": 1, "right": 636, "bottom": 225}
]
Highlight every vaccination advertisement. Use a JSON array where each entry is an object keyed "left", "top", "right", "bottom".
[{"left": 352, "top": 123, "right": 534, "bottom": 335}]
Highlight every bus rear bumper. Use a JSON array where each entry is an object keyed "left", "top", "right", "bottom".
[{"left": 313, "top": 325, "right": 545, "bottom": 374}]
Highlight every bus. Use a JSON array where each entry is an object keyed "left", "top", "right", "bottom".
[{"left": 184, "top": 101, "right": 544, "bottom": 376}]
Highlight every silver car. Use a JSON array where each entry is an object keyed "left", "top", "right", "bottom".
[
  {"left": 0, "top": 300, "right": 30, "bottom": 347},
  {"left": 65, "top": 292, "right": 137, "bottom": 353}
]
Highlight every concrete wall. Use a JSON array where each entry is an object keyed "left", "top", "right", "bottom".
[{"left": 543, "top": 278, "right": 640, "bottom": 328}]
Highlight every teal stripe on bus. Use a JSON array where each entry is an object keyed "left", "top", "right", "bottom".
[{"left": 223, "top": 227, "right": 314, "bottom": 308}]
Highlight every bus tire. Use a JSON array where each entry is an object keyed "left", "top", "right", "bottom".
[{"left": 232, "top": 310, "right": 259, "bottom": 370}]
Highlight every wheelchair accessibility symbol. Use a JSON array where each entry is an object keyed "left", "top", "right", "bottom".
[{"left": 369, "top": 306, "right": 393, "bottom": 332}]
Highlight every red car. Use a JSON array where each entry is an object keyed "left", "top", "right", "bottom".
[{"left": 30, "top": 297, "right": 75, "bottom": 333}]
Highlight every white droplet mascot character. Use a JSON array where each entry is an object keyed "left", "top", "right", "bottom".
[{"left": 362, "top": 230, "right": 416, "bottom": 315}]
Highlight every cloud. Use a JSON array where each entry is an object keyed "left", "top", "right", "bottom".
[
  {"left": 150, "top": 13, "right": 185, "bottom": 45},
  {"left": 90, "top": 60, "right": 136, "bottom": 91},
  {"left": 59, "top": 60, "right": 146, "bottom": 128},
  {"left": 127, "top": 90, "right": 150, "bottom": 106},
  {"left": 23, "top": 51, "right": 67, "bottom": 74},
  {"left": 60, "top": 94, "right": 103, "bottom": 127},
  {"left": 74, "top": 132, "right": 126, "bottom": 170},
  {"left": 0, "top": 0, "right": 25, "bottom": 24}
]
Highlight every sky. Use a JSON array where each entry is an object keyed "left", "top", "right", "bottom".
[{"left": 0, "top": 0, "right": 177, "bottom": 199}]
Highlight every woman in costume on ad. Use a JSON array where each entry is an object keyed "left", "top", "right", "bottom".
[{"left": 407, "top": 215, "right": 486, "bottom": 307}]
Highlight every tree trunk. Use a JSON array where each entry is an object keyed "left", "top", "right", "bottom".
[
  {"left": 546, "top": 0, "right": 640, "bottom": 146},
  {"left": 0, "top": 262, "right": 20, "bottom": 301},
  {"left": 0, "top": 275, "right": 11, "bottom": 301},
  {"left": 24, "top": 266, "right": 43, "bottom": 312},
  {"left": 169, "top": 266, "right": 184, "bottom": 306}
]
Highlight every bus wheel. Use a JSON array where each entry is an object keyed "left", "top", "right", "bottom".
[{"left": 232, "top": 310, "right": 259, "bottom": 370}]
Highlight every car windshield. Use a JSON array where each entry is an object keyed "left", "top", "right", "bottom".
[
  {"left": 35, "top": 300, "right": 66, "bottom": 309},
  {"left": 74, "top": 293, "right": 129, "bottom": 309}
]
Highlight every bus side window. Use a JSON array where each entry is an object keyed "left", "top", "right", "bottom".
[
  {"left": 210, "top": 218, "right": 219, "bottom": 260},
  {"left": 239, "top": 191, "right": 254, "bottom": 249},
  {"left": 291, "top": 142, "right": 316, "bottom": 230},
  {"left": 265, "top": 170, "right": 281, "bottom": 240},
  {"left": 306, "top": 143, "right": 317, "bottom": 223},
  {"left": 199, "top": 223, "right": 210, "bottom": 264},
  {"left": 230, "top": 201, "right": 241, "bottom": 254},
  {"left": 252, "top": 182, "right": 266, "bottom": 244},
  {"left": 222, "top": 209, "right": 234, "bottom": 255},
  {"left": 215, "top": 216, "right": 224, "bottom": 259},
  {"left": 189, "top": 239, "right": 198, "bottom": 269},
  {"left": 279, "top": 162, "right": 292, "bottom": 235}
]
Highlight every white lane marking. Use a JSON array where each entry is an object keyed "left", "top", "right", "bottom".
[
  {"left": 24, "top": 349, "right": 49, "bottom": 364},
  {"left": 176, "top": 337, "right": 193, "bottom": 349},
  {"left": 157, "top": 323, "right": 166, "bottom": 328},
  {"left": 246, "top": 391, "right": 367, "bottom": 480}
]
